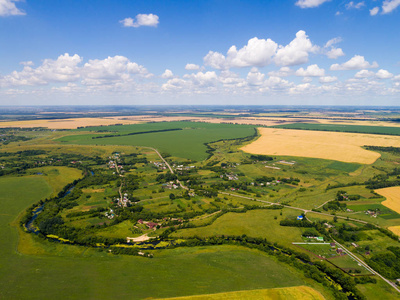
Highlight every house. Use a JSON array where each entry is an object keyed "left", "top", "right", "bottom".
[
  {"left": 146, "top": 222, "right": 158, "bottom": 229},
  {"left": 351, "top": 243, "right": 359, "bottom": 248},
  {"left": 330, "top": 242, "right": 336, "bottom": 248},
  {"left": 337, "top": 248, "right": 343, "bottom": 254}
]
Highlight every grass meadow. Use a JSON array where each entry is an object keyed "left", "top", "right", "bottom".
[
  {"left": 57, "top": 122, "right": 256, "bottom": 161},
  {"left": 171, "top": 209, "right": 305, "bottom": 248}
]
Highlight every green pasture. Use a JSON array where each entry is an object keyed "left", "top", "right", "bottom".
[
  {"left": 357, "top": 275, "right": 400, "bottom": 300},
  {"left": 57, "top": 122, "right": 256, "bottom": 161},
  {"left": 273, "top": 123, "right": 400, "bottom": 136},
  {"left": 326, "top": 161, "right": 361, "bottom": 173},
  {"left": 25, "top": 166, "right": 83, "bottom": 197},
  {"left": 171, "top": 209, "right": 305, "bottom": 247},
  {"left": 347, "top": 203, "right": 400, "bottom": 219},
  {"left": 75, "top": 121, "right": 254, "bottom": 133},
  {"left": 327, "top": 255, "right": 371, "bottom": 275},
  {"left": 296, "top": 244, "right": 337, "bottom": 259},
  {"left": 355, "top": 230, "right": 400, "bottom": 255}
]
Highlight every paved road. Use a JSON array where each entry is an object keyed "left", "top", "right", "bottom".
[{"left": 333, "top": 238, "right": 400, "bottom": 293}]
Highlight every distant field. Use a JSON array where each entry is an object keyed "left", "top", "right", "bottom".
[
  {"left": 58, "top": 122, "right": 256, "bottom": 161},
  {"left": 159, "top": 286, "right": 325, "bottom": 300},
  {"left": 375, "top": 187, "right": 400, "bottom": 214},
  {"left": 273, "top": 123, "right": 400, "bottom": 136},
  {"left": 241, "top": 128, "right": 400, "bottom": 164},
  {"left": 0, "top": 117, "right": 142, "bottom": 129}
]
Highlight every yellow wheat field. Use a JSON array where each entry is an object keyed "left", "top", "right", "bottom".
[
  {"left": 159, "top": 286, "right": 325, "bottom": 300},
  {"left": 375, "top": 187, "right": 400, "bottom": 214},
  {"left": 0, "top": 117, "right": 144, "bottom": 129},
  {"left": 241, "top": 128, "right": 400, "bottom": 164},
  {"left": 388, "top": 226, "right": 400, "bottom": 236},
  {"left": 3, "top": 113, "right": 400, "bottom": 130}
]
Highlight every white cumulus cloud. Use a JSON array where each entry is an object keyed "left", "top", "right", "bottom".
[
  {"left": 0, "top": 54, "right": 152, "bottom": 90},
  {"left": 376, "top": 69, "right": 393, "bottom": 79},
  {"left": 0, "top": 0, "right": 25, "bottom": 16},
  {"left": 185, "top": 63, "right": 200, "bottom": 70},
  {"left": 247, "top": 68, "right": 265, "bottom": 86},
  {"left": 161, "top": 69, "right": 174, "bottom": 79},
  {"left": 330, "top": 55, "right": 378, "bottom": 70},
  {"left": 274, "top": 30, "right": 319, "bottom": 66},
  {"left": 120, "top": 14, "right": 159, "bottom": 28},
  {"left": 324, "top": 38, "right": 345, "bottom": 59},
  {"left": 204, "top": 37, "right": 278, "bottom": 69},
  {"left": 382, "top": 0, "right": 400, "bottom": 14},
  {"left": 295, "top": 64, "right": 325, "bottom": 77},
  {"left": 326, "top": 48, "right": 345, "bottom": 59},
  {"left": 203, "top": 51, "right": 227, "bottom": 70},
  {"left": 268, "top": 67, "right": 293, "bottom": 77},
  {"left": 82, "top": 55, "right": 151, "bottom": 85},
  {"left": 319, "top": 76, "right": 337, "bottom": 83},
  {"left": 370, "top": 7, "right": 379, "bottom": 15},
  {"left": 226, "top": 37, "right": 278, "bottom": 68},
  {"left": 295, "top": 0, "right": 331, "bottom": 8},
  {"left": 1, "top": 53, "right": 82, "bottom": 86},
  {"left": 355, "top": 69, "right": 375, "bottom": 78}
]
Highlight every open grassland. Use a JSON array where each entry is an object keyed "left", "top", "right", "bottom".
[
  {"left": 296, "top": 244, "right": 338, "bottom": 259},
  {"left": 241, "top": 128, "right": 400, "bottom": 164},
  {"left": 274, "top": 123, "right": 400, "bottom": 136},
  {"left": 158, "top": 286, "right": 325, "bottom": 300},
  {"left": 26, "top": 166, "right": 83, "bottom": 197},
  {"left": 375, "top": 187, "right": 400, "bottom": 214},
  {"left": 327, "top": 255, "right": 371, "bottom": 275},
  {"left": 58, "top": 122, "right": 256, "bottom": 161},
  {"left": 357, "top": 278, "right": 400, "bottom": 300},
  {"left": 0, "top": 173, "right": 331, "bottom": 299},
  {"left": 171, "top": 209, "right": 305, "bottom": 248}
]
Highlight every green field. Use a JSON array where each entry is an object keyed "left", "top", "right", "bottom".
[
  {"left": 58, "top": 122, "right": 256, "bottom": 161},
  {"left": 273, "top": 123, "right": 400, "bottom": 136},
  {"left": 0, "top": 173, "right": 329, "bottom": 299},
  {"left": 172, "top": 209, "right": 305, "bottom": 248},
  {"left": 347, "top": 203, "right": 400, "bottom": 220},
  {"left": 327, "top": 255, "right": 371, "bottom": 275},
  {"left": 326, "top": 161, "right": 361, "bottom": 173},
  {"left": 297, "top": 244, "right": 338, "bottom": 259}
]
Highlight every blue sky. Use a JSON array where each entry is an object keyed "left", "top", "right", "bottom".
[{"left": 0, "top": 0, "right": 399, "bottom": 106}]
